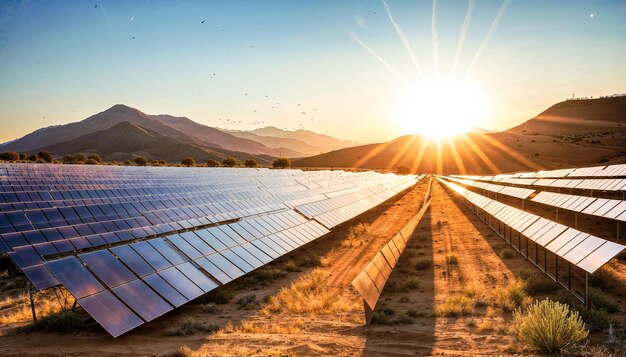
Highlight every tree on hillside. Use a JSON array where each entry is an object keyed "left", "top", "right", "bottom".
[
  {"left": 85, "top": 158, "right": 98, "bottom": 165},
  {"left": 28, "top": 154, "right": 37, "bottom": 162},
  {"left": 272, "top": 157, "right": 291, "bottom": 169},
  {"left": 396, "top": 166, "right": 410, "bottom": 175},
  {"left": 62, "top": 154, "right": 75, "bottom": 164},
  {"left": 74, "top": 153, "right": 86, "bottom": 163},
  {"left": 244, "top": 159, "right": 258, "bottom": 168},
  {"left": 19, "top": 153, "right": 27, "bottom": 160},
  {"left": 37, "top": 151, "right": 53, "bottom": 163},
  {"left": 181, "top": 157, "right": 196, "bottom": 167},
  {"left": 0, "top": 152, "right": 20, "bottom": 162},
  {"left": 134, "top": 156, "right": 148, "bottom": 166},
  {"left": 222, "top": 157, "right": 239, "bottom": 167},
  {"left": 87, "top": 154, "right": 102, "bottom": 163},
  {"left": 207, "top": 159, "right": 220, "bottom": 167}
]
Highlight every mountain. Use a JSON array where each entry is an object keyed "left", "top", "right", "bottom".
[
  {"left": 229, "top": 126, "right": 359, "bottom": 154},
  {"left": 508, "top": 97, "right": 626, "bottom": 135},
  {"left": 154, "top": 115, "right": 303, "bottom": 157},
  {"left": 39, "top": 122, "right": 271, "bottom": 164},
  {"left": 2, "top": 104, "right": 205, "bottom": 152}
]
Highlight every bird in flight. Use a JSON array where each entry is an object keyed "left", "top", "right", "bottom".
[{"left": 201, "top": 20, "right": 205, "bottom": 23}]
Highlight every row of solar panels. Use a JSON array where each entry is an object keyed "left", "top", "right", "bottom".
[
  {"left": 444, "top": 176, "right": 535, "bottom": 200},
  {"left": 351, "top": 199, "right": 428, "bottom": 316},
  {"left": 0, "top": 164, "right": 421, "bottom": 337},
  {"left": 445, "top": 175, "right": 626, "bottom": 223},
  {"left": 438, "top": 177, "right": 625, "bottom": 274},
  {"left": 453, "top": 164, "right": 626, "bottom": 180}
]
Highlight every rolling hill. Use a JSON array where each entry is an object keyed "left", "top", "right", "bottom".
[
  {"left": 38, "top": 122, "right": 272, "bottom": 164},
  {"left": 295, "top": 96, "right": 626, "bottom": 174}
]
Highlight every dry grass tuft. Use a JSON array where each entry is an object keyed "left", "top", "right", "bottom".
[
  {"left": 220, "top": 320, "right": 302, "bottom": 335},
  {"left": 437, "top": 295, "right": 474, "bottom": 317},
  {"left": 343, "top": 223, "right": 370, "bottom": 247},
  {"left": 262, "top": 269, "right": 358, "bottom": 315},
  {"left": 0, "top": 290, "right": 73, "bottom": 325},
  {"left": 489, "top": 281, "right": 532, "bottom": 313},
  {"left": 164, "top": 317, "right": 219, "bottom": 336}
]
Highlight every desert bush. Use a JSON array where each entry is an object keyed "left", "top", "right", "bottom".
[
  {"left": 299, "top": 253, "right": 321, "bottom": 267},
  {"left": 404, "top": 276, "right": 420, "bottom": 290},
  {"left": 437, "top": 296, "right": 474, "bottom": 317},
  {"left": 394, "top": 313, "right": 415, "bottom": 324},
  {"left": 244, "top": 159, "right": 258, "bottom": 168},
  {"left": 220, "top": 320, "right": 302, "bottom": 335},
  {"left": 202, "top": 290, "right": 234, "bottom": 304},
  {"left": 578, "top": 307, "right": 611, "bottom": 331},
  {"left": 272, "top": 157, "right": 291, "bottom": 169},
  {"left": 262, "top": 269, "right": 357, "bottom": 315},
  {"left": 37, "top": 151, "right": 53, "bottom": 163},
  {"left": 222, "top": 157, "right": 239, "bottom": 167},
  {"left": 181, "top": 157, "right": 196, "bottom": 167},
  {"left": 284, "top": 261, "right": 298, "bottom": 272},
  {"left": 206, "top": 159, "right": 220, "bottom": 167},
  {"left": 499, "top": 248, "right": 516, "bottom": 259},
  {"left": 162, "top": 345, "right": 195, "bottom": 357},
  {"left": 396, "top": 165, "right": 410, "bottom": 174},
  {"left": 589, "top": 266, "right": 614, "bottom": 289},
  {"left": 133, "top": 156, "right": 148, "bottom": 166},
  {"left": 517, "top": 269, "right": 558, "bottom": 295},
  {"left": 236, "top": 294, "right": 257, "bottom": 310},
  {"left": 477, "top": 319, "right": 495, "bottom": 332},
  {"left": 253, "top": 268, "right": 287, "bottom": 282},
  {"left": 414, "top": 259, "right": 432, "bottom": 271},
  {"left": 164, "top": 317, "right": 219, "bottom": 336},
  {"left": 0, "top": 152, "right": 20, "bottom": 161},
  {"left": 513, "top": 299, "right": 588, "bottom": 353},
  {"left": 589, "top": 289, "right": 620, "bottom": 313},
  {"left": 406, "top": 308, "right": 419, "bottom": 318},
  {"left": 445, "top": 254, "right": 458, "bottom": 266},
  {"left": 87, "top": 154, "right": 101, "bottom": 163},
  {"left": 490, "top": 281, "right": 531, "bottom": 312},
  {"left": 29, "top": 309, "right": 82, "bottom": 333},
  {"left": 399, "top": 296, "right": 410, "bottom": 303},
  {"left": 201, "top": 303, "right": 220, "bottom": 314},
  {"left": 370, "top": 310, "right": 393, "bottom": 325},
  {"left": 84, "top": 158, "right": 98, "bottom": 165}
]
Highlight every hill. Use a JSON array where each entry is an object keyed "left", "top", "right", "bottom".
[
  {"left": 508, "top": 96, "right": 626, "bottom": 135},
  {"left": 39, "top": 122, "right": 271, "bottom": 164},
  {"left": 231, "top": 126, "right": 359, "bottom": 153}
]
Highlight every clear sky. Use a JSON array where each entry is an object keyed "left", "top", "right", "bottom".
[{"left": 0, "top": 0, "right": 624, "bottom": 143}]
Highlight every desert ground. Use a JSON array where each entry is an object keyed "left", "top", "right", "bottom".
[{"left": 0, "top": 178, "right": 625, "bottom": 356}]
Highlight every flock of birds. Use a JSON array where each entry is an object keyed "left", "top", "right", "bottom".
[{"left": 90, "top": 4, "right": 321, "bottom": 133}]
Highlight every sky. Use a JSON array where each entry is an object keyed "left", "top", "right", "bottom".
[{"left": 0, "top": 0, "right": 625, "bottom": 144}]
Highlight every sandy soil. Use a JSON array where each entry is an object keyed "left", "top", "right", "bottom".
[{"left": 0, "top": 179, "right": 624, "bottom": 356}]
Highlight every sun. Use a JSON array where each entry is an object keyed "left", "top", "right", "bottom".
[{"left": 394, "top": 79, "right": 487, "bottom": 138}]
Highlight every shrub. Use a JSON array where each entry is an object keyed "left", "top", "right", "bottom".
[
  {"left": 202, "top": 290, "right": 234, "bottom": 304},
  {"left": 62, "top": 154, "right": 75, "bottom": 164},
  {"left": 87, "top": 154, "right": 101, "bottom": 163},
  {"left": 518, "top": 270, "right": 558, "bottom": 295},
  {"left": 244, "top": 159, "right": 258, "bottom": 168},
  {"left": 513, "top": 299, "right": 588, "bottom": 353},
  {"left": 37, "top": 151, "right": 53, "bottom": 163},
  {"left": 445, "top": 254, "right": 458, "bottom": 266},
  {"left": 272, "top": 157, "right": 291, "bottom": 169},
  {"left": 202, "top": 303, "right": 220, "bottom": 314},
  {"left": 490, "top": 281, "right": 530, "bottom": 312},
  {"left": 133, "top": 156, "right": 148, "bottom": 166},
  {"left": 396, "top": 166, "right": 410, "bottom": 174},
  {"left": 124, "top": 160, "right": 132, "bottom": 166},
  {"left": 162, "top": 345, "right": 194, "bottom": 357},
  {"left": 437, "top": 296, "right": 474, "bottom": 317},
  {"left": 399, "top": 296, "right": 410, "bottom": 303},
  {"left": 0, "top": 152, "right": 20, "bottom": 161},
  {"left": 74, "top": 153, "right": 86, "bottom": 163},
  {"left": 370, "top": 310, "right": 392, "bottom": 325},
  {"left": 164, "top": 317, "right": 219, "bottom": 336},
  {"left": 206, "top": 159, "right": 220, "bottom": 167},
  {"left": 30, "top": 309, "right": 82, "bottom": 333},
  {"left": 406, "top": 308, "right": 419, "bottom": 318},
  {"left": 414, "top": 259, "right": 432, "bottom": 270},
  {"left": 404, "top": 276, "right": 420, "bottom": 290},
  {"left": 28, "top": 154, "right": 37, "bottom": 162},
  {"left": 84, "top": 158, "right": 98, "bottom": 165},
  {"left": 299, "top": 253, "right": 321, "bottom": 267},
  {"left": 253, "top": 268, "right": 287, "bottom": 282},
  {"left": 589, "top": 289, "right": 620, "bottom": 313},
  {"left": 284, "top": 261, "right": 298, "bottom": 272},
  {"left": 578, "top": 307, "right": 611, "bottom": 331},
  {"left": 499, "top": 248, "right": 516, "bottom": 259},
  {"left": 181, "top": 157, "right": 196, "bottom": 167},
  {"left": 222, "top": 157, "right": 238, "bottom": 167},
  {"left": 236, "top": 294, "right": 257, "bottom": 309}
]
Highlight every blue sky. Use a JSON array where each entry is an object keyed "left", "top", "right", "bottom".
[{"left": 0, "top": 0, "right": 624, "bottom": 143}]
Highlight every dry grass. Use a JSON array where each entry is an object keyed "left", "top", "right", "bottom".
[
  {"left": 185, "top": 344, "right": 297, "bottom": 357},
  {"left": 164, "top": 317, "right": 219, "bottom": 336},
  {"left": 0, "top": 291, "right": 72, "bottom": 325},
  {"left": 0, "top": 292, "right": 28, "bottom": 310},
  {"left": 342, "top": 223, "right": 370, "bottom": 247},
  {"left": 219, "top": 320, "right": 302, "bottom": 335},
  {"left": 489, "top": 281, "right": 532, "bottom": 313},
  {"left": 262, "top": 269, "right": 358, "bottom": 315},
  {"left": 436, "top": 295, "right": 474, "bottom": 317},
  {"left": 477, "top": 319, "right": 495, "bottom": 332}
]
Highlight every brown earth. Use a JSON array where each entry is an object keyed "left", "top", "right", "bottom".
[{"left": 0, "top": 179, "right": 624, "bottom": 356}]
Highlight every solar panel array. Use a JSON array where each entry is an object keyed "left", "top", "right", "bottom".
[
  {"left": 532, "top": 191, "right": 626, "bottom": 222},
  {"left": 352, "top": 193, "right": 431, "bottom": 316},
  {"left": 444, "top": 176, "right": 535, "bottom": 200},
  {"left": 0, "top": 164, "right": 420, "bottom": 337},
  {"left": 437, "top": 177, "right": 625, "bottom": 275}
]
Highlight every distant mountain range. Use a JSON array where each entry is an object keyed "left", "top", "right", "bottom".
[
  {"left": 295, "top": 97, "right": 626, "bottom": 174},
  {"left": 0, "top": 104, "right": 356, "bottom": 163}
]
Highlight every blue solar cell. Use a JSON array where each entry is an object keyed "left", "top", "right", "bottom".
[
  {"left": 0, "top": 237, "right": 9, "bottom": 253},
  {"left": 112, "top": 279, "right": 173, "bottom": 321},
  {"left": 22, "top": 231, "right": 46, "bottom": 244},
  {"left": 157, "top": 266, "right": 204, "bottom": 300},
  {"left": 130, "top": 241, "right": 171, "bottom": 271},
  {"left": 2, "top": 232, "right": 28, "bottom": 249},
  {"left": 46, "top": 256, "right": 104, "bottom": 299},
  {"left": 32, "top": 242, "right": 58, "bottom": 257},
  {"left": 167, "top": 234, "right": 202, "bottom": 260},
  {"left": 109, "top": 246, "right": 154, "bottom": 277},
  {"left": 195, "top": 229, "right": 227, "bottom": 251},
  {"left": 78, "top": 290, "right": 143, "bottom": 338},
  {"left": 85, "top": 234, "right": 107, "bottom": 247},
  {"left": 195, "top": 257, "right": 232, "bottom": 284},
  {"left": 142, "top": 273, "right": 188, "bottom": 307},
  {"left": 205, "top": 252, "right": 245, "bottom": 279},
  {"left": 52, "top": 239, "right": 75, "bottom": 253},
  {"left": 176, "top": 261, "right": 219, "bottom": 293},
  {"left": 22, "top": 264, "right": 59, "bottom": 290},
  {"left": 149, "top": 238, "right": 187, "bottom": 265},
  {"left": 79, "top": 250, "right": 136, "bottom": 288},
  {"left": 9, "top": 246, "right": 43, "bottom": 268}
]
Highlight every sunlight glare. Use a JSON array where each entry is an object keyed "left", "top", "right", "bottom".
[{"left": 394, "top": 79, "right": 486, "bottom": 137}]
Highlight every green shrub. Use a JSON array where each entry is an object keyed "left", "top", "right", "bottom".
[
  {"left": 514, "top": 299, "right": 588, "bottom": 353},
  {"left": 578, "top": 307, "right": 611, "bottom": 331},
  {"left": 30, "top": 309, "right": 82, "bottom": 333},
  {"left": 589, "top": 289, "right": 620, "bottom": 313},
  {"left": 202, "top": 290, "right": 234, "bottom": 304},
  {"left": 370, "top": 308, "right": 395, "bottom": 325},
  {"left": 414, "top": 259, "right": 432, "bottom": 270},
  {"left": 404, "top": 276, "right": 420, "bottom": 290},
  {"left": 518, "top": 270, "right": 558, "bottom": 295},
  {"left": 284, "top": 261, "right": 299, "bottom": 272},
  {"left": 499, "top": 248, "right": 516, "bottom": 259},
  {"left": 236, "top": 294, "right": 257, "bottom": 309}
]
